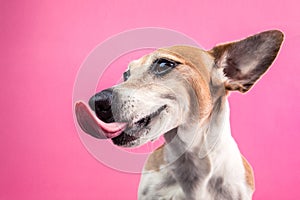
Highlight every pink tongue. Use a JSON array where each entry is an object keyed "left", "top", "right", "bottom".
[{"left": 75, "top": 101, "right": 127, "bottom": 139}]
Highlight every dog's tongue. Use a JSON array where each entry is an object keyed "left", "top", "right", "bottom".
[{"left": 75, "top": 101, "right": 127, "bottom": 139}]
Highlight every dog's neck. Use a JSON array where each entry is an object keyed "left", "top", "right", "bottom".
[
  {"left": 164, "top": 96, "right": 232, "bottom": 159},
  {"left": 163, "top": 98, "right": 238, "bottom": 198}
]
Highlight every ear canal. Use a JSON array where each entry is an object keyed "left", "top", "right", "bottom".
[{"left": 210, "top": 30, "right": 284, "bottom": 93}]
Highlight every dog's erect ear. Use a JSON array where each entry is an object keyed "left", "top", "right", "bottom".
[{"left": 210, "top": 30, "right": 284, "bottom": 93}]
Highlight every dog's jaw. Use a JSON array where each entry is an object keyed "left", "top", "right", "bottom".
[{"left": 111, "top": 104, "right": 168, "bottom": 147}]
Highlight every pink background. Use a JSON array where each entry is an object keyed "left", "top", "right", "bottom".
[{"left": 1, "top": 0, "right": 299, "bottom": 199}]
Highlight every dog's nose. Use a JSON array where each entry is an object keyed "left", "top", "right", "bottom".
[{"left": 88, "top": 88, "right": 115, "bottom": 123}]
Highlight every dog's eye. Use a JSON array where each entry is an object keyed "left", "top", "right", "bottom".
[
  {"left": 123, "top": 70, "right": 130, "bottom": 81},
  {"left": 152, "top": 58, "right": 179, "bottom": 75}
]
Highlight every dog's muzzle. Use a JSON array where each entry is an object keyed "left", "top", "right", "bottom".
[
  {"left": 75, "top": 88, "right": 127, "bottom": 139},
  {"left": 75, "top": 88, "right": 167, "bottom": 146}
]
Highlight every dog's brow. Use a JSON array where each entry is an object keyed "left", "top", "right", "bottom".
[
  {"left": 153, "top": 56, "right": 182, "bottom": 64},
  {"left": 154, "top": 51, "right": 186, "bottom": 63}
]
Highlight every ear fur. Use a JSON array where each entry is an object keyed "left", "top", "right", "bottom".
[{"left": 210, "top": 30, "right": 284, "bottom": 93}]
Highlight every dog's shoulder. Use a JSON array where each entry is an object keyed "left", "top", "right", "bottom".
[
  {"left": 144, "top": 144, "right": 166, "bottom": 172},
  {"left": 241, "top": 155, "right": 255, "bottom": 191}
]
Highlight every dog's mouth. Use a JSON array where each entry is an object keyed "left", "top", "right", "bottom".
[
  {"left": 75, "top": 101, "right": 127, "bottom": 139},
  {"left": 75, "top": 101, "right": 166, "bottom": 146}
]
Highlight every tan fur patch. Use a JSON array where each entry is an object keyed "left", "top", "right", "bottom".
[
  {"left": 242, "top": 155, "right": 255, "bottom": 191},
  {"left": 157, "top": 47, "right": 213, "bottom": 118},
  {"left": 144, "top": 144, "right": 165, "bottom": 171}
]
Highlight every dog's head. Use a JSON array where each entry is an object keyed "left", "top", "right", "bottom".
[{"left": 75, "top": 30, "right": 283, "bottom": 147}]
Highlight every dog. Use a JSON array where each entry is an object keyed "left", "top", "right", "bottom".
[{"left": 75, "top": 30, "right": 283, "bottom": 200}]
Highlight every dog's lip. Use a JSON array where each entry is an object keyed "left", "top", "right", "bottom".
[
  {"left": 133, "top": 105, "right": 167, "bottom": 126},
  {"left": 111, "top": 105, "right": 167, "bottom": 146},
  {"left": 75, "top": 101, "right": 127, "bottom": 139}
]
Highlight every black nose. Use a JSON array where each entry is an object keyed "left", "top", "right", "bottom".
[{"left": 88, "top": 88, "right": 115, "bottom": 123}]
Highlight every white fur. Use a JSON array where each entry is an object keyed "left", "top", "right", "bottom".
[{"left": 139, "top": 101, "right": 252, "bottom": 200}]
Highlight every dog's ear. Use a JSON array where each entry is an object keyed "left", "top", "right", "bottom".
[{"left": 210, "top": 30, "right": 284, "bottom": 93}]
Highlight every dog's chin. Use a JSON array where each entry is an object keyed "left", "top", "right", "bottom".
[
  {"left": 111, "top": 132, "right": 140, "bottom": 147},
  {"left": 111, "top": 131, "right": 158, "bottom": 147},
  {"left": 111, "top": 124, "right": 151, "bottom": 147}
]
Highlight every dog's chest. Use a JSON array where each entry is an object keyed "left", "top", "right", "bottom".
[
  {"left": 138, "top": 143, "right": 252, "bottom": 200},
  {"left": 139, "top": 154, "right": 217, "bottom": 200},
  {"left": 139, "top": 168, "right": 247, "bottom": 200},
  {"left": 138, "top": 167, "right": 232, "bottom": 200}
]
